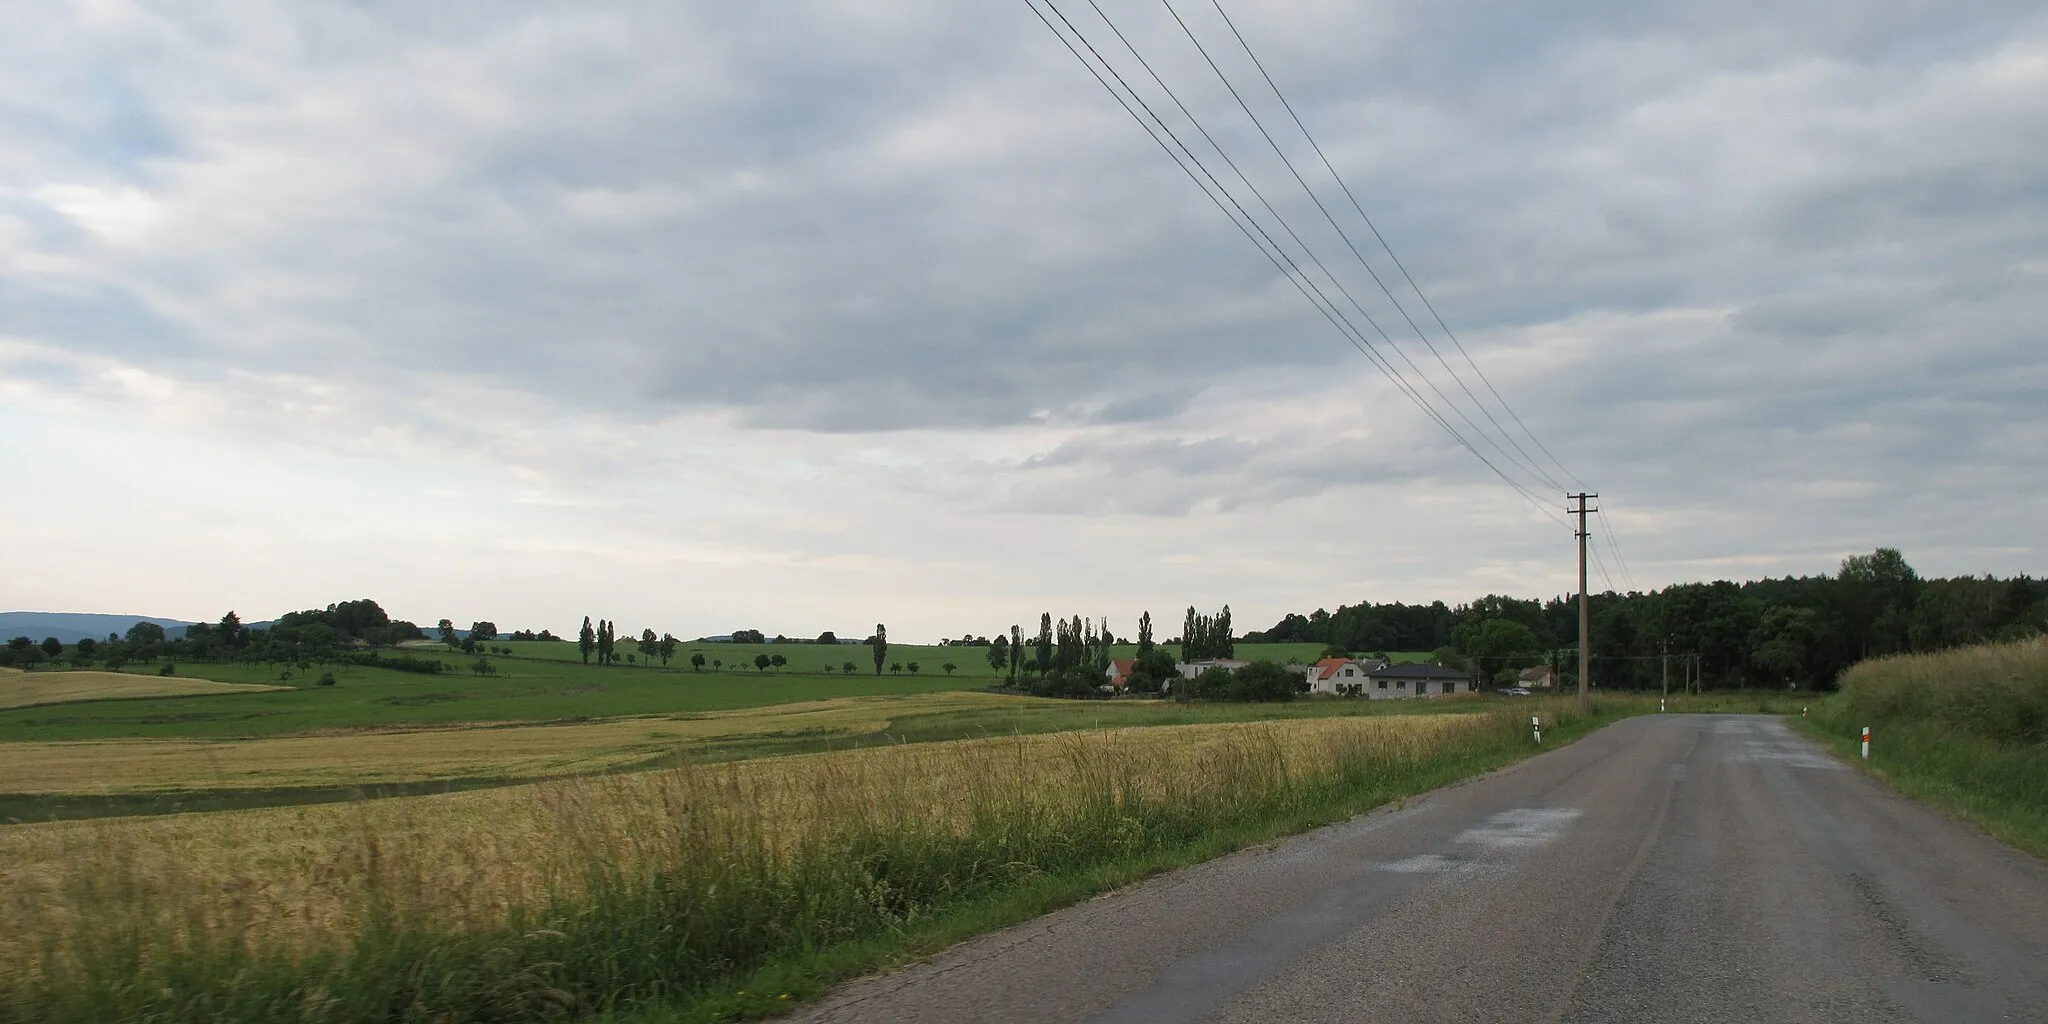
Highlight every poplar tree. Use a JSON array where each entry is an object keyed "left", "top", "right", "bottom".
[
  {"left": 1138, "top": 611, "right": 1154, "bottom": 654},
  {"left": 870, "top": 623, "right": 887, "bottom": 676},
  {"left": 1010, "top": 624, "right": 1022, "bottom": 682},
  {"left": 1036, "top": 614, "right": 1053, "bottom": 678},
  {"left": 579, "top": 617, "right": 595, "bottom": 664}
]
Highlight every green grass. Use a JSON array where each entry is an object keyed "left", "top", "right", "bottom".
[
  {"left": 0, "top": 644, "right": 1430, "bottom": 742},
  {"left": 5, "top": 696, "right": 1636, "bottom": 1024},
  {"left": 1797, "top": 639, "right": 2048, "bottom": 859}
]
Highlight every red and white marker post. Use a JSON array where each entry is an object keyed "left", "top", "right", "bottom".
[
  {"left": 1861, "top": 726, "right": 1871, "bottom": 760},
  {"left": 1532, "top": 716, "right": 1542, "bottom": 745}
]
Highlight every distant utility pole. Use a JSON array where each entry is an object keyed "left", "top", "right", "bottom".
[
  {"left": 1569, "top": 492, "right": 1599, "bottom": 711},
  {"left": 1661, "top": 638, "right": 1670, "bottom": 707}
]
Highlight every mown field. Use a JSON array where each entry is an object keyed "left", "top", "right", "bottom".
[
  {"left": 0, "top": 696, "right": 1633, "bottom": 1023},
  {"left": 0, "top": 667, "right": 286, "bottom": 710},
  {"left": 1801, "top": 637, "right": 2048, "bottom": 857}
]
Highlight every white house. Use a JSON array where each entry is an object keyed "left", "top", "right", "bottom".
[
  {"left": 1308, "top": 656, "right": 1390, "bottom": 696},
  {"left": 1175, "top": 658, "right": 1249, "bottom": 679}
]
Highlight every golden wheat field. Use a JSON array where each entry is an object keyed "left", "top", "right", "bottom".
[
  {"left": 0, "top": 691, "right": 1047, "bottom": 794},
  {"left": 0, "top": 667, "right": 286, "bottom": 710},
  {"left": 0, "top": 713, "right": 1489, "bottom": 980}
]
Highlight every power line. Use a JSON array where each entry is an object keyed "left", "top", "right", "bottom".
[
  {"left": 1072, "top": 0, "right": 1562, "bottom": 512},
  {"left": 1159, "top": 0, "right": 1564, "bottom": 495},
  {"left": 1204, "top": 0, "right": 1583, "bottom": 494},
  {"left": 1028, "top": 0, "right": 1568, "bottom": 525},
  {"left": 1194, "top": 0, "right": 1663, "bottom": 596}
]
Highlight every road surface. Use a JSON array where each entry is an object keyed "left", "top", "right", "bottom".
[{"left": 790, "top": 714, "right": 2048, "bottom": 1023}]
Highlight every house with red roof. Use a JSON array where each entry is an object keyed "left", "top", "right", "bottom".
[{"left": 1308, "top": 656, "right": 1389, "bottom": 696}]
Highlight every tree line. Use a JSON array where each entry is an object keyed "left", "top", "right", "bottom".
[{"left": 1245, "top": 548, "right": 2047, "bottom": 689}]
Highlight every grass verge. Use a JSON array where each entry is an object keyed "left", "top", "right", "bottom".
[
  {"left": 1793, "top": 639, "right": 2048, "bottom": 860},
  {"left": 2, "top": 698, "right": 1635, "bottom": 1023}
]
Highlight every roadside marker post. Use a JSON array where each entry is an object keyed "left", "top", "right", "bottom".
[
  {"left": 1532, "top": 716, "right": 1542, "bottom": 745},
  {"left": 1861, "top": 726, "right": 1871, "bottom": 760},
  {"left": 1660, "top": 698, "right": 1666, "bottom": 713}
]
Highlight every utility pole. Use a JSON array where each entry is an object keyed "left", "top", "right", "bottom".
[
  {"left": 1569, "top": 492, "right": 1598, "bottom": 711},
  {"left": 1661, "top": 638, "right": 1670, "bottom": 707}
]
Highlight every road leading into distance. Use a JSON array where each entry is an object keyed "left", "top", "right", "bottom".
[{"left": 790, "top": 714, "right": 2048, "bottom": 1023}]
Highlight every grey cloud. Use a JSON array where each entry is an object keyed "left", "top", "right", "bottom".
[{"left": 1, "top": 0, "right": 2044, "bottom": 573}]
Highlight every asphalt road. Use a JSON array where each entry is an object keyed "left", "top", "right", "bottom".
[{"left": 790, "top": 714, "right": 2048, "bottom": 1023}]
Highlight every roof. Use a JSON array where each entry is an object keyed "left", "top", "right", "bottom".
[
  {"left": 1313, "top": 657, "right": 1349, "bottom": 680},
  {"left": 1366, "top": 662, "right": 1472, "bottom": 680}
]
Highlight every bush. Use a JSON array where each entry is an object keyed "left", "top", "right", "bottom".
[
  {"left": 317, "top": 672, "right": 337, "bottom": 687},
  {"left": 1180, "top": 660, "right": 1300, "bottom": 703},
  {"left": 158, "top": 664, "right": 176, "bottom": 676},
  {"left": 348, "top": 652, "right": 446, "bottom": 675}
]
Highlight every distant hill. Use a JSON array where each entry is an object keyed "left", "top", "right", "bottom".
[{"left": 0, "top": 612, "right": 197, "bottom": 643}]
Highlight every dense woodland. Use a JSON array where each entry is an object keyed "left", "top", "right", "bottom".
[{"left": 1246, "top": 548, "right": 2047, "bottom": 690}]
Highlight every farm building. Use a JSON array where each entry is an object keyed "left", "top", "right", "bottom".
[{"left": 1517, "top": 666, "right": 1558, "bottom": 690}]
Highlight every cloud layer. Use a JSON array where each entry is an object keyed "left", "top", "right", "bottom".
[{"left": 4, "top": 0, "right": 2045, "bottom": 637}]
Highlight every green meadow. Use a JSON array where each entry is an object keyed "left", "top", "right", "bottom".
[{"left": 0, "top": 642, "right": 1426, "bottom": 743}]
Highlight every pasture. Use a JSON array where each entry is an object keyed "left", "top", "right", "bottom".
[{"left": 0, "top": 667, "right": 286, "bottom": 710}]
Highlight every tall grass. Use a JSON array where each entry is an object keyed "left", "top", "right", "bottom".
[
  {"left": 1807, "top": 638, "right": 2048, "bottom": 856},
  {"left": 1, "top": 699, "right": 1624, "bottom": 1023}
]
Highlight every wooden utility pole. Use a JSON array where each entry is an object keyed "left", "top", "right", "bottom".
[
  {"left": 1569, "top": 492, "right": 1598, "bottom": 711},
  {"left": 1661, "top": 638, "right": 1670, "bottom": 706}
]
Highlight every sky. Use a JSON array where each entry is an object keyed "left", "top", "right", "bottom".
[{"left": 2, "top": 0, "right": 2044, "bottom": 641}]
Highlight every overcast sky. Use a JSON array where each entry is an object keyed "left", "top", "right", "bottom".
[{"left": 3, "top": 0, "right": 2044, "bottom": 640}]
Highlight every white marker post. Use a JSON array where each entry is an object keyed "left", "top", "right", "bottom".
[
  {"left": 1532, "top": 715, "right": 1542, "bottom": 745},
  {"left": 1861, "top": 726, "right": 1871, "bottom": 760},
  {"left": 1660, "top": 697, "right": 1666, "bottom": 713}
]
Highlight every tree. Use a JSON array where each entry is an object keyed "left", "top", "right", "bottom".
[
  {"left": 986, "top": 637, "right": 1009, "bottom": 677},
  {"left": 843, "top": 661, "right": 857, "bottom": 674},
  {"left": 40, "top": 637, "right": 62, "bottom": 659},
  {"left": 816, "top": 631, "right": 838, "bottom": 645},
  {"left": 1138, "top": 611, "right": 1154, "bottom": 654},
  {"left": 439, "top": 619, "right": 459, "bottom": 647},
  {"left": 907, "top": 661, "right": 921, "bottom": 675},
  {"left": 639, "top": 629, "right": 659, "bottom": 663},
  {"left": 126, "top": 621, "right": 167, "bottom": 645},
  {"left": 1036, "top": 614, "right": 1053, "bottom": 678},
  {"left": 1463, "top": 619, "right": 1543, "bottom": 674},
  {"left": 889, "top": 662, "right": 902, "bottom": 674},
  {"left": 754, "top": 653, "right": 772, "bottom": 671},
  {"left": 469, "top": 621, "right": 499, "bottom": 643},
  {"left": 712, "top": 659, "right": 723, "bottom": 671},
  {"left": 770, "top": 653, "right": 787, "bottom": 671},
  {"left": 579, "top": 617, "right": 596, "bottom": 664},
  {"left": 75, "top": 637, "right": 97, "bottom": 658},
  {"left": 942, "top": 662, "right": 957, "bottom": 675},
  {"left": 1010, "top": 624, "right": 1022, "bottom": 683},
  {"left": 871, "top": 623, "right": 888, "bottom": 676},
  {"left": 691, "top": 652, "right": 706, "bottom": 671},
  {"left": 659, "top": 633, "right": 678, "bottom": 666}
]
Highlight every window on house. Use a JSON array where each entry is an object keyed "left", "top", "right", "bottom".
[
  {"left": 1377, "top": 679, "right": 1387, "bottom": 689},
  {"left": 1344, "top": 668, "right": 1354, "bottom": 677},
  {"left": 1397, "top": 680, "right": 1406, "bottom": 689}
]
